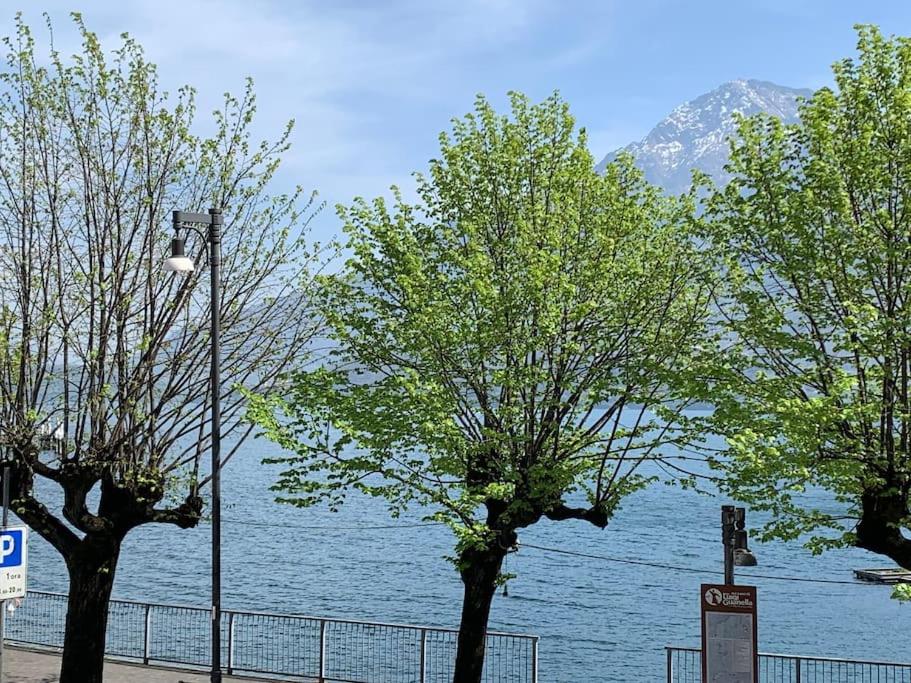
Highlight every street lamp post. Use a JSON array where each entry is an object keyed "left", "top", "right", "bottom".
[
  {"left": 721, "top": 505, "right": 757, "bottom": 584},
  {"left": 164, "top": 207, "right": 223, "bottom": 683}
]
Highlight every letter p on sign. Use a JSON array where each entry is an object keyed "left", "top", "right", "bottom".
[
  {"left": 0, "top": 526, "right": 28, "bottom": 598},
  {"left": 0, "top": 529, "right": 23, "bottom": 567}
]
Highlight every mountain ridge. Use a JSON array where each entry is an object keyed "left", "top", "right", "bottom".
[{"left": 597, "top": 79, "right": 813, "bottom": 193}]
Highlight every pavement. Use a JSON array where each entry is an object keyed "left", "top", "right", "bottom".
[{"left": 3, "top": 646, "right": 303, "bottom": 682}]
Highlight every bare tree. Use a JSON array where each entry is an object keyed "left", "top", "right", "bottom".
[{"left": 0, "top": 15, "right": 323, "bottom": 682}]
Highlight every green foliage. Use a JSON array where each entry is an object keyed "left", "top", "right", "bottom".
[
  {"left": 701, "top": 25, "right": 911, "bottom": 560},
  {"left": 252, "top": 92, "right": 715, "bottom": 564}
]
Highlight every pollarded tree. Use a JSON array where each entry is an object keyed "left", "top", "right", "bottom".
[
  {"left": 0, "top": 16, "right": 322, "bottom": 682},
  {"left": 702, "top": 26, "right": 911, "bottom": 577},
  {"left": 249, "top": 92, "right": 714, "bottom": 683}
]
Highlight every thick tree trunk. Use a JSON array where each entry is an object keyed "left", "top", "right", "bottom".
[
  {"left": 60, "top": 536, "right": 123, "bottom": 683},
  {"left": 452, "top": 545, "right": 508, "bottom": 683},
  {"left": 856, "top": 487, "right": 911, "bottom": 569}
]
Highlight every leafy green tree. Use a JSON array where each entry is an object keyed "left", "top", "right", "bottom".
[
  {"left": 0, "top": 16, "right": 321, "bottom": 682},
  {"left": 250, "top": 93, "right": 713, "bottom": 683},
  {"left": 702, "top": 26, "right": 911, "bottom": 570}
]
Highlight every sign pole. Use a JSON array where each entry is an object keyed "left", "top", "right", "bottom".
[
  {"left": 0, "top": 465, "right": 10, "bottom": 680},
  {"left": 722, "top": 505, "right": 735, "bottom": 585}
]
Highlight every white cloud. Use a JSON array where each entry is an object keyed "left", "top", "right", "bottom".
[{"left": 11, "top": 0, "right": 616, "bottom": 239}]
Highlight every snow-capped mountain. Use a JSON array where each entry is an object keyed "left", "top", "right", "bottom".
[{"left": 597, "top": 79, "right": 813, "bottom": 194}]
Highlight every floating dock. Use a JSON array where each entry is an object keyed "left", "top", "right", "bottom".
[{"left": 854, "top": 568, "right": 911, "bottom": 584}]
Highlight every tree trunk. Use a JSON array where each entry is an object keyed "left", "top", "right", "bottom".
[
  {"left": 60, "top": 536, "right": 123, "bottom": 683},
  {"left": 856, "top": 487, "right": 911, "bottom": 569},
  {"left": 452, "top": 545, "right": 507, "bottom": 683}
]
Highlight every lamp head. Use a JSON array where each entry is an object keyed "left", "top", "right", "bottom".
[
  {"left": 163, "top": 237, "right": 194, "bottom": 273},
  {"left": 733, "top": 528, "right": 758, "bottom": 566},
  {"left": 734, "top": 547, "right": 758, "bottom": 567}
]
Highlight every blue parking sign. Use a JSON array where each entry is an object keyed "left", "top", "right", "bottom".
[{"left": 0, "top": 529, "right": 23, "bottom": 568}]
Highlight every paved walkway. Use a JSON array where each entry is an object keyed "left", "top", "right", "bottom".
[{"left": 3, "top": 646, "right": 302, "bottom": 682}]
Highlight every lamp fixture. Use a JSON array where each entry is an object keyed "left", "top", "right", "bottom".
[{"left": 163, "top": 237, "right": 195, "bottom": 273}]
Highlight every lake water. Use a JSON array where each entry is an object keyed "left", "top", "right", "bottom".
[{"left": 19, "top": 431, "right": 910, "bottom": 682}]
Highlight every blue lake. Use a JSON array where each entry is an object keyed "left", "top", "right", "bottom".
[{"left": 18, "top": 431, "right": 910, "bottom": 682}]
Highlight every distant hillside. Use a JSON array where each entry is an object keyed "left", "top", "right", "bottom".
[{"left": 597, "top": 79, "right": 813, "bottom": 194}]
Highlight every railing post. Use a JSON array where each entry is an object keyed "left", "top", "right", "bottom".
[
  {"left": 532, "top": 637, "right": 539, "bottom": 683},
  {"left": 419, "top": 628, "right": 426, "bottom": 683},
  {"left": 143, "top": 603, "right": 152, "bottom": 665},
  {"left": 795, "top": 656, "right": 801, "bottom": 683},
  {"left": 227, "top": 612, "right": 235, "bottom": 675},
  {"left": 318, "top": 619, "right": 326, "bottom": 683},
  {"left": 666, "top": 647, "right": 672, "bottom": 683}
]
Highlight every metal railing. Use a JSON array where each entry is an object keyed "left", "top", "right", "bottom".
[
  {"left": 5, "top": 590, "right": 539, "bottom": 683},
  {"left": 667, "top": 646, "right": 911, "bottom": 682}
]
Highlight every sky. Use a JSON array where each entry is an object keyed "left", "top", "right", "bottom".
[{"left": 13, "top": 0, "right": 911, "bottom": 242}]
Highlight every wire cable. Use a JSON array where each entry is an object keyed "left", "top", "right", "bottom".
[
  {"left": 215, "top": 517, "right": 871, "bottom": 587},
  {"left": 220, "top": 517, "right": 446, "bottom": 531},
  {"left": 519, "top": 542, "right": 864, "bottom": 585}
]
